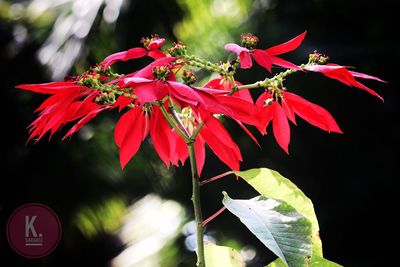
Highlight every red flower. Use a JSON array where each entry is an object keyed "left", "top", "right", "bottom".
[
  {"left": 179, "top": 109, "right": 242, "bottom": 175},
  {"left": 305, "top": 64, "right": 385, "bottom": 100},
  {"left": 101, "top": 35, "right": 166, "bottom": 69},
  {"left": 118, "top": 58, "right": 252, "bottom": 116},
  {"left": 256, "top": 91, "right": 342, "bottom": 153},
  {"left": 204, "top": 76, "right": 253, "bottom": 102},
  {"left": 224, "top": 31, "right": 306, "bottom": 71},
  {"left": 120, "top": 66, "right": 205, "bottom": 107},
  {"left": 16, "top": 81, "right": 108, "bottom": 142},
  {"left": 203, "top": 77, "right": 260, "bottom": 145},
  {"left": 114, "top": 103, "right": 187, "bottom": 169}
]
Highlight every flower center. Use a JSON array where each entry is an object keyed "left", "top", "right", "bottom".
[
  {"left": 309, "top": 50, "right": 329, "bottom": 65},
  {"left": 142, "top": 102, "right": 153, "bottom": 114},
  {"left": 241, "top": 33, "right": 259, "bottom": 50},
  {"left": 141, "top": 34, "right": 160, "bottom": 49},
  {"left": 179, "top": 107, "right": 196, "bottom": 134},
  {"left": 152, "top": 66, "right": 170, "bottom": 80},
  {"left": 168, "top": 41, "right": 187, "bottom": 56},
  {"left": 77, "top": 73, "right": 101, "bottom": 88},
  {"left": 182, "top": 70, "right": 197, "bottom": 85}
]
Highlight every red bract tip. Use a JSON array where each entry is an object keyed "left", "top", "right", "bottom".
[
  {"left": 16, "top": 82, "right": 108, "bottom": 142},
  {"left": 255, "top": 90, "right": 342, "bottom": 153},
  {"left": 305, "top": 64, "right": 385, "bottom": 101},
  {"left": 225, "top": 31, "right": 306, "bottom": 71}
]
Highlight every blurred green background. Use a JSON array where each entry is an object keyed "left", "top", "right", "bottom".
[{"left": 1, "top": 0, "right": 398, "bottom": 266}]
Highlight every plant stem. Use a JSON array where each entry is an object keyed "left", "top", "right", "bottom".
[
  {"left": 159, "top": 104, "right": 191, "bottom": 143},
  {"left": 200, "top": 170, "right": 234, "bottom": 186},
  {"left": 237, "top": 67, "right": 300, "bottom": 91},
  {"left": 202, "top": 207, "right": 226, "bottom": 226},
  {"left": 182, "top": 54, "right": 228, "bottom": 75},
  {"left": 169, "top": 104, "right": 190, "bottom": 137},
  {"left": 188, "top": 143, "right": 206, "bottom": 267}
]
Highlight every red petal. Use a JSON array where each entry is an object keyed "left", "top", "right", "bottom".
[
  {"left": 102, "top": 47, "right": 147, "bottom": 69},
  {"left": 307, "top": 65, "right": 384, "bottom": 100},
  {"left": 349, "top": 71, "right": 387, "bottom": 83},
  {"left": 135, "top": 80, "right": 168, "bottom": 103},
  {"left": 65, "top": 100, "right": 101, "bottom": 123},
  {"left": 200, "top": 124, "right": 242, "bottom": 171},
  {"left": 285, "top": 92, "right": 342, "bottom": 133},
  {"left": 64, "top": 106, "right": 107, "bottom": 139},
  {"left": 224, "top": 43, "right": 249, "bottom": 55},
  {"left": 215, "top": 95, "right": 259, "bottom": 126},
  {"left": 148, "top": 49, "right": 166, "bottom": 60},
  {"left": 234, "top": 89, "right": 253, "bottom": 103},
  {"left": 195, "top": 136, "right": 206, "bottom": 176},
  {"left": 204, "top": 77, "right": 226, "bottom": 89},
  {"left": 255, "top": 92, "right": 273, "bottom": 134},
  {"left": 150, "top": 106, "right": 172, "bottom": 167},
  {"left": 240, "top": 51, "right": 253, "bottom": 69},
  {"left": 16, "top": 82, "right": 84, "bottom": 94},
  {"left": 272, "top": 103, "right": 290, "bottom": 153},
  {"left": 235, "top": 119, "right": 260, "bottom": 146},
  {"left": 114, "top": 107, "right": 147, "bottom": 168},
  {"left": 281, "top": 98, "right": 296, "bottom": 124},
  {"left": 195, "top": 86, "right": 230, "bottom": 95},
  {"left": 114, "top": 107, "right": 141, "bottom": 147},
  {"left": 168, "top": 81, "right": 203, "bottom": 106},
  {"left": 266, "top": 31, "right": 307, "bottom": 55},
  {"left": 203, "top": 77, "right": 253, "bottom": 102},
  {"left": 113, "top": 95, "right": 134, "bottom": 112},
  {"left": 252, "top": 49, "right": 273, "bottom": 72},
  {"left": 352, "top": 80, "right": 384, "bottom": 101},
  {"left": 271, "top": 56, "right": 301, "bottom": 70},
  {"left": 147, "top": 38, "right": 166, "bottom": 50},
  {"left": 197, "top": 91, "right": 232, "bottom": 115},
  {"left": 34, "top": 92, "right": 73, "bottom": 112},
  {"left": 134, "top": 57, "right": 176, "bottom": 79},
  {"left": 171, "top": 130, "right": 189, "bottom": 166},
  {"left": 39, "top": 92, "right": 82, "bottom": 139},
  {"left": 233, "top": 81, "right": 253, "bottom": 103},
  {"left": 224, "top": 44, "right": 252, "bottom": 68}
]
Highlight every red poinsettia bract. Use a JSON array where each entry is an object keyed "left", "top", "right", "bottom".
[
  {"left": 256, "top": 91, "right": 342, "bottom": 153},
  {"left": 203, "top": 77, "right": 261, "bottom": 145},
  {"left": 16, "top": 81, "right": 108, "bottom": 142},
  {"left": 224, "top": 31, "right": 306, "bottom": 71},
  {"left": 101, "top": 35, "right": 166, "bottom": 69},
  {"left": 188, "top": 110, "right": 243, "bottom": 175},
  {"left": 305, "top": 64, "right": 386, "bottom": 100},
  {"left": 114, "top": 103, "right": 187, "bottom": 169}
]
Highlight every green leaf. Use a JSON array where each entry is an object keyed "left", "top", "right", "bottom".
[
  {"left": 310, "top": 256, "right": 343, "bottom": 267},
  {"left": 222, "top": 192, "right": 312, "bottom": 267},
  {"left": 266, "top": 257, "right": 342, "bottom": 267},
  {"left": 266, "top": 258, "right": 287, "bottom": 267},
  {"left": 204, "top": 242, "right": 245, "bottom": 267},
  {"left": 235, "top": 168, "right": 322, "bottom": 256}
]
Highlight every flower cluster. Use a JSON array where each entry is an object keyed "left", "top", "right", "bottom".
[{"left": 17, "top": 32, "right": 385, "bottom": 173}]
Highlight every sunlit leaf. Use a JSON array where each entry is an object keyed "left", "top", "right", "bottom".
[
  {"left": 222, "top": 192, "right": 312, "bottom": 267},
  {"left": 310, "top": 256, "right": 342, "bottom": 266},
  {"left": 266, "top": 256, "right": 342, "bottom": 267},
  {"left": 204, "top": 242, "right": 245, "bottom": 267},
  {"left": 235, "top": 168, "right": 322, "bottom": 256}
]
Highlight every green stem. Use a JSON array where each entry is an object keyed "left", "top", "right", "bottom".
[
  {"left": 169, "top": 104, "right": 190, "bottom": 137},
  {"left": 181, "top": 54, "right": 228, "bottom": 75},
  {"left": 191, "top": 121, "right": 205, "bottom": 140},
  {"left": 159, "top": 105, "right": 206, "bottom": 266},
  {"left": 188, "top": 143, "right": 206, "bottom": 267},
  {"left": 237, "top": 67, "right": 301, "bottom": 91},
  {"left": 159, "top": 104, "right": 191, "bottom": 143}
]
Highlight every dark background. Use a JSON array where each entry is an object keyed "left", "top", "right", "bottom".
[{"left": 1, "top": 0, "right": 398, "bottom": 266}]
